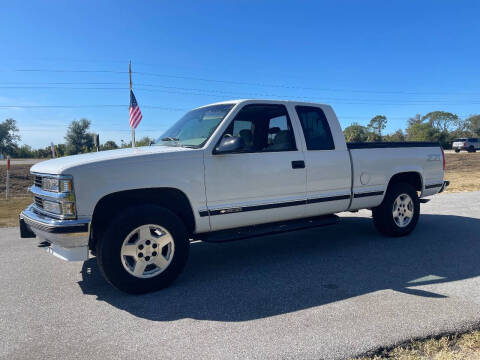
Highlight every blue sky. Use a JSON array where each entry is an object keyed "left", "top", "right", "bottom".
[{"left": 1, "top": 0, "right": 479, "bottom": 148}]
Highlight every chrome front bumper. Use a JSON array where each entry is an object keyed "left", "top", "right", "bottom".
[{"left": 19, "top": 204, "right": 90, "bottom": 261}]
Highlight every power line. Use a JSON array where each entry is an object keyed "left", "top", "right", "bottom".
[
  {"left": 14, "top": 68, "right": 480, "bottom": 96},
  {"left": 3, "top": 84, "right": 479, "bottom": 102},
  {"left": 4, "top": 81, "right": 480, "bottom": 98},
  {"left": 2, "top": 87, "right": 480, "bottom": 105},
  {"left": 17, "top": 69, "right": 127, "bottom": 74}
]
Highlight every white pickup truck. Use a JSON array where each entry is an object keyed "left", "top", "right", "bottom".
[{"left": 20, "top": 99, "right": 449, "bottom": 294}]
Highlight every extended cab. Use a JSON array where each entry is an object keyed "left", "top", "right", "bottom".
[{"left": 20, "top": 100, "right": 449, "bottom": 293}]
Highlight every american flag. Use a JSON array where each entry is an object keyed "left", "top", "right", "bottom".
[{"left": 129, "top": 90, "right": 143, "bottom": 129}]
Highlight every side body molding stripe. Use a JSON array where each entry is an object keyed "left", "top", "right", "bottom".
[
  {"left": 353, "top": 191, "right": 384, "bottom": 198},
  {"left": 199, "top": 192, "right": 382, "bottom": 217},
  {"left": 425, "top": 183, "right": 443, "bottom": 189}
]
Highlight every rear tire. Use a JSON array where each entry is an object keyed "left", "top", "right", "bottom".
[
  {"left": 96, "top": 204, "right": 190, "bottom": 294},
  {"left": 372, "top": 183, "right": 420, "bottom": 237},
  {"left": 455, "top": 149, "right": 460, "bottom": 153}
]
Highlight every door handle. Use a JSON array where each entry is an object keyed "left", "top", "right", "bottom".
[{"left": 291, "top": 160, "right": 305, "bottom": 169}]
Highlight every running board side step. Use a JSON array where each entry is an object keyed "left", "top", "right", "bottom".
[
  {"left": 420, "top": 199, "right": 430, "bottom": 203},
  {"left": 196, "top": 214, "right": 339, "bottom": 243}
]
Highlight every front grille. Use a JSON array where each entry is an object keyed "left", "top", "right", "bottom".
[
  {"left": 34, "top": 175, "right": 42, "bottom": 188},
  {"left": 34, "top": 196, "right": 44, "bottom": 209}
]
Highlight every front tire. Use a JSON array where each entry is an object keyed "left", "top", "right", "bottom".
[
  {"left": 372, "top": 183, "right": 420, "bottom": 237},
  {"left": 96, "top": 205, "right": 190, "bottom": 294}
]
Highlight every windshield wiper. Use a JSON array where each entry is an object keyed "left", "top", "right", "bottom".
[{"left": 161, "top": 137, "right": 179, "bottom": 142}]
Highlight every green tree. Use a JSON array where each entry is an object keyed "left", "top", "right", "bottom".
[
  {"left": 408, "top": 114, "right": 422, "bottom": 127},
  {"left": 0, "top": 118, "right": 21, "bottom": 156},
  {"left": 101, "top": 140, "right": 119, "bottom": 151},
  {"left": 64, "top": 119, "right": 94, "bottom": 155},
  {"left": 466, "top": 114, "right": 480, "bottom": 136},
  {"left": 343, "top": 123, "right": 369, "bottom": 142},
  {"left": 36, "top": 148, "right": 51, "bottom": 158},
  {"left": 406, "top": 121, "right": 441, "bottom": 142},
  {"left": 136, "top": 136, "right": 155, "bottom": 147},
  {"left": 367, "top": 115, "right": 387, "bottom": 138},
  {"left": 54, "top": 144, "right": 66, "bottom": 157},
  {"left": 117, "top": 137, "right": 154, "bottom": 148},
  {"left": 422, "top": 111, "right": 458, "bottom": 133},
  {"left": 383, "top": 129, "right": 406, "bottom": 142},
  {"left": 366, "top": 132, "right": 381, "bottom": 142},
  {"left": 14, "top": 144, "right": 35, "bottom": 158}
]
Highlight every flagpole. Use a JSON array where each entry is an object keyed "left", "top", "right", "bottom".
[{"left": 129, "top": 61, "right": 136, "bottom": 147}]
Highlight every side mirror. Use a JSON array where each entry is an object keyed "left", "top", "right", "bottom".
[{"left": 215, "top": 136, "right": 245, "bottom": 154}]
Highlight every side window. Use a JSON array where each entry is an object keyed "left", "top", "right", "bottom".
[
  {"left": 221, "top": 104, "right": 296, "bottom": 152},
  {"left": 232, "top": 120, "right": 253, "bottom": 136},
  {"left": 295, "top": 106, "right": 335, "bottom": 150}
]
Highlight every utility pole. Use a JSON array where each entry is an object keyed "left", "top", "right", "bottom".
[
  {"left": 129, "top": 61, "right": 136, "bottom": 147},
  {"left": 5, "top": 156, "right": 10, "bottom": 200},
  {"left": 93, "top": 134, "right": 100, "bottom": 152},
  {"left": 50, "top": 142, "right": 56, "bottom": 158}
]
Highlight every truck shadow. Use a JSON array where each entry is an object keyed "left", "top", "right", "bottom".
[{"left": 78, "top": 214, "right": 480, "bottom": 322}]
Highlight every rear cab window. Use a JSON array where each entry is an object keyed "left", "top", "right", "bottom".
[{"left": 295, "top": 106, "right": 335, "bottom": 150}]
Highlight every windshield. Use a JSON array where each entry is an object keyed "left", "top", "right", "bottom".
[{"left": 155, "top": 104, "right": 234, "bottom": 147}]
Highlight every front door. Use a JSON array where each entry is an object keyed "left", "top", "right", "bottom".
[{"left": 204, "top": 103, "right": 307, "bottom": 231}]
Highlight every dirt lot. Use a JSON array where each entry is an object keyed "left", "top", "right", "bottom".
[
  {"left": 0, "top": 153, "right": 479, "bottom": 198},
  {"left": 0, "top": 164, "right": 34, "bottom": 197},
  {"left": 443, "top": 152, "right": 480, "bottom": 193}
]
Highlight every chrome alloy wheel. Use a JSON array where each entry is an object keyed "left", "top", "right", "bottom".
[
  {"left": 120, "top": 224, "right": 175, "bottom": 278},
  {"left": 392, "top": 193, "right": 414, "bottom": 228}
]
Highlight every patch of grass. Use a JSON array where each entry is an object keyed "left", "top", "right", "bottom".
[
  {"left": 354, "top": 330, "right": 480, "bottom": 360},
  {"left": 445, "top": 153, "right": 480, "bottom": 193},
  {"left": 0, "top": 197, "right": 33, "bottom": 227}
]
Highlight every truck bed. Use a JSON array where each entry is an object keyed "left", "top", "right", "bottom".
[{"left": 346, "top": 141, "right": 444, "bottom": 211}]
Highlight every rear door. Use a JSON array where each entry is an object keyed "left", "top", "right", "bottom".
[
  {"left": 203, "top": 103, "right": 307, "bottom": 231},
  {"left": 293, "top": 105, "right": 352, "bottom": 216}
]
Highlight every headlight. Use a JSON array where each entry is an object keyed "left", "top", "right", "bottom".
[
  {"left": 41, "top": 177, "right": 72, "bottom": 193},
  {"left": 42, "top": 199, "right": 76, "bottom": 217},
  {"left": 42, "top": 199, "right": 62, "bottom": 214}
]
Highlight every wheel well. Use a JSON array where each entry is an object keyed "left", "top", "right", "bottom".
[
  {"left": 387, "top": 172, "right": 422, "bottom": 193},
  {"left": 89, "top": 188, "right": 195, "bottom": 251}
]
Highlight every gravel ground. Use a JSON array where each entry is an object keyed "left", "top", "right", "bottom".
[{"left": 1, "top": 191, "right": 480, "bottom": 359}]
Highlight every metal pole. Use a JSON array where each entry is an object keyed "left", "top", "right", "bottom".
[
  {"left": 51, "top": 142, "right": 56, "bottom": 158},
  {"left": 6, "top": 156, "right": 10, "bottom": 200},
  {"left": 129, "top": 61, "right": 135, "bottom": 148}
]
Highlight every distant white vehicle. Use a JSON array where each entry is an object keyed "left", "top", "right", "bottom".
[
  {"left": 452, "top": 138, "right": 479, "bottom": 153},
  {"left": 20, "top": 99, "right": 449, "bottom": 294}
]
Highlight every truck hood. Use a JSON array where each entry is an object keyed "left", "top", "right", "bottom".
[{"left": 30, "top": 145, "right": 195, "bottom": 174}]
